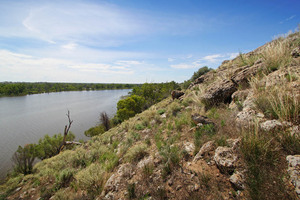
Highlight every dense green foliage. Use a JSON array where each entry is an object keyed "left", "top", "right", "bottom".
[
  {"left": 182, "top": 66, "right": 212, "bottom": 89},
  {"left": 12, "top": 144, "right": 37, "bottom": 175},
  {"left": 35, "top": 132, "right": 75, "bottom": 160},
  {"left": 115, "top": 81, "right": 180, "bottom": 122},
  {"left": 0, "top": 82, "right": 139, "bottom": 97}
]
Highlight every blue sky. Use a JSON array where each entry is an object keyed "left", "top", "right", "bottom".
[{"left": 0, "top": 0, "right": 299, "bottom": 83}]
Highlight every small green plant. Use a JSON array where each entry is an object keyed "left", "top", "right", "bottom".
[
  {"left": 143, "top": 163, "right": 154, "bottom": 177},
  {"left": 127, "top": 183, "right": 136, "bottom": 199},
  {"left": 55, "top": 169, "right": 74, "bottom": 189},
  {"left": 199, "top": 172, "right": 211, "bottom": 189},
  {"left": 157, "top": 109, "right": 166, "bottom": 115},
  {"left": 135, "top": 123, "right": 145, "bottom": 130}
]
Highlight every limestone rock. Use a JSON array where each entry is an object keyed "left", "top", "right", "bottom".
[
  {"left": 201, "top": 79, "right": 237, "bottom": 106},
  {"left": 137, "top": 156, "right": 153, "bottom": 169},
  {"left": 236, "top": 108, "right": 257, "bottom": 129},
  {"left": 231, "top": 62, "right": 262, "bottom": 85},
  {"left": 183, "top": 142, "right": 195, "bottom": 154},
  {"left": 117, "top": 163, "right": 134, "bottom": 178},
  {"left": 231, "top": 89, "right": 250, "bottom": 102},
  {"left": 214, "top": 146, "right": 238, "bottom": 173},
  {"left": 260, "top": 120, "right": 283, "bottom": 132},
  {"left": 286, "top": 155, "right": 300, "bottom": 197},
  {"left": 229, "top": 171, "right": 245, "bottom": 190},
  {"left": 193, "top": 141, "right": 215, "bottom": 162}
]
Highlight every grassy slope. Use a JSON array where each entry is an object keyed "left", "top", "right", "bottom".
[{"left": 1, "top": 31, "right": 300, "bottom": 200}]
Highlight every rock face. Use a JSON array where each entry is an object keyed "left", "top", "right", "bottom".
[
  {"left": 286, "top": 155, "right": 300, "bottom": 197},
  {"left": 103, "top": 164, "right": 134, "bottom": 194},
  {"left": 260, "top": 120, "right": 283, "bottom": 132},
  {"left": 229, "top": 171, "right": 245, "bottom": 190},
  {"left": 171, "top": 90, "right": 184, "bottom": 100},
  {"left": 230, "top": 60, "right": 262, "bottom": 85},
  {"left": 193, "top": 141, "right": 215, "bottom": 162},
  {"left": 201, "top": 79, "right": 237, "bottom": 106},
  {"left": 214, "top": 146, "right": 238, "bottom": 174}
]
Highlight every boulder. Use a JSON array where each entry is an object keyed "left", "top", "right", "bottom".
[
  {"left": 231, "top": 61, "right": 262, "bottom": 85},
  {"left": 183, "top": 142, "right": 195, "bottom": 155},
  {"left": 171, "top": 90, "right": 184, "bottom": 100},
  {"left": 193, "top": 141, "right": 215, "bottom": 162},
  {"left": 260, "top": 120, "right": 283, "bottom": 132},
  {"left": 231, "top": 89, "right": 250, "bottom": 102},
  {"left": 214, "top": 146, "right": 238, "bottom": 174},
  {"left": 236, "top": 108, "right": 257, "bottom": 129},
  {"left": 201, "top": 79, "right": 237, "bottom": 106},
  {"left": 286, "top": 155, "right": 300, "bottom": 197},
  {"left": 191, "top": 114, "right": 214, "bottom": 125},
  {"left": 229, "top": 171, "right": 245, "bottom": 190}
]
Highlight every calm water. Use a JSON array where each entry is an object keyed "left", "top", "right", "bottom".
[{"left": 0, "top": 89, "right": 130, "bottom": 179}]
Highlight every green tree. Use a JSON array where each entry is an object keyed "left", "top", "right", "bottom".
[
  {"left": 117, "top": 95, "right": 145, "bottom": 121},
  {"left": 12, "top": 144, "right": 37, "bottom": 175},
  {"left": 35, "top": 132, "right": 75, "bottom": 160}
]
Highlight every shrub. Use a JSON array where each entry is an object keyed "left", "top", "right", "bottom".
[
  {"left": 36, "top": 132, "right": 75, "bottom": 160},
  {"left": 84, "top": 125, "right": 105, "bottom": 137},
  {"left": 55, "top": 169, "right": 75, "bottom": 189},
  {"left": 124, "top": 144, "right": 148, "bottom": 163},
  {"left": 127, "top": 183, "right": 136, "bottom": 199},
  {"left": 12, "top": 144, "right": 37, "bottom": 175},
  {"left": 75, "top": 163, "right": 108, "bottom": 197}
]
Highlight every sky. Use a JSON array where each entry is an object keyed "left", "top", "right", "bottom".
[{"left": 0, "top": 0, "right": 299, "bottom": 83}]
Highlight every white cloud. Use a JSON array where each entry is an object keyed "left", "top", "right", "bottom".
[
  {"left": 170, "top": 52, "right": 238, "bottom": 69},
  {"left": 279, "top": 15, "right": 296, "bottom": 24},
  {"left": 0, "top": 49, "right": 135, "bottom": 82},
  {"left": 62, "top": 43, "right": 77, "bottom": 50}
]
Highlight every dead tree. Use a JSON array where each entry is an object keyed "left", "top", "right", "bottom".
[{"left": 57, "top": 110, "right": 81, "bottom": 154}]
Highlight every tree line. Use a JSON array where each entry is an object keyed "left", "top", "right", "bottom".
[{"left": 0, "top": 82, "right": 139, "bottom": 97}]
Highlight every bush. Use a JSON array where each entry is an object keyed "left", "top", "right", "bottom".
[
  {"left": 36, "top": 132, "right": 75, "bottom": 160},
  {"left": 100, "top": 112, "right": 110, "bottom": 131},
  {"left": 84, "top": 125, "right": 105, "bottom": 137},
  {"left": 12, "top": 144, "right": 37, "bottom": 175},
  {"left": 55, "top": 169, "right": 75, "bottom": 189},
  {"left": 124, "top": 143, "right": 148, "bottom": 163},
  {"left": 75, "top": 163, "right": 108, "bottom": 197}
]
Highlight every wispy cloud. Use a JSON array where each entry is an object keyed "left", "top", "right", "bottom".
[
  {"left": 280, "top": 15, "right": 296, "bottom": 24},
  {"left": 170, "top": 52, "right": 238, "bottom": 69},
  {"left": 0, "top": 50, "right": 137, "bottom": 82}
]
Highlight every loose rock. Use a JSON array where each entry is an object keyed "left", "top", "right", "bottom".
[
  {"left": 214, "top": 146, "right": 238, "bottom": 174},
  {"left": 286, "top": 155, "right": 300, "bottom": 197}
]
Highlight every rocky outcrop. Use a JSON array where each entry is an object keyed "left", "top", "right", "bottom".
[
  {"left": 286, "top": 155, "right": 300, "bottom": 197},
  {"left": 103, "top": 163, "right": 134, "bottom": 194},
  {"left": 201, "top": 79, "right": 237, "bottom": 106},
  {"left": 171, "top": 90, "right": 184, "bottom": 100},
  {"left": 260, "top": 120, "right": 283, "bottom": 132},
  {"left": 231, "top": 59, "right": 263, "bottom": 85}
]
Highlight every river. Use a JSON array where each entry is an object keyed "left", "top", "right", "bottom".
[{"left": 0, "top": 89, "right": 130, "bottom": 179}]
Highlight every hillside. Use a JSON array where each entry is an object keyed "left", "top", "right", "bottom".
[{"left": 1, "top": 31, "right": 300, "bottom": 200}]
